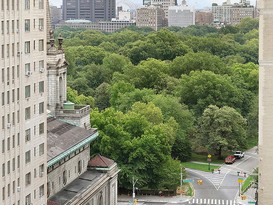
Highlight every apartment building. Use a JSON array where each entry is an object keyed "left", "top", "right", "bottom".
[
  {"left": 136, "top": 5, "right": 166, "bottom": 31},
  {"left": 212, "top": 0, "right": 254, "bottom": 25},
  {"left": 0, "top": 0, "right": 48, "bottom": 204},
  {"left": 168, "top": 4, "right": 195, "bottom": 27}
]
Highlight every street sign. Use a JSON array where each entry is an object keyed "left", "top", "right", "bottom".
[
  {"left": 248, "top": 201, "right": 256, "bottom": 204},
  {"left": 238, "top": 178, "right": 244, "bottom": 183},
  {"left": 207, "top": 158, "right": 212, "bottom": 162},
  {"left": 208, "top": 154, "right": 212, "bottom": 158},
  {"left": 183, "top": 179, "right": 193, "bottom": 183}
]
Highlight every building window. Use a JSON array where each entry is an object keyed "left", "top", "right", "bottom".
[
  {"left": 39, "top": 164, "right": 44, "bottom": 177},
  {"left": 2, "top": 92, "right": 5, "bottom": 105},
  {"left": 39, "top": 102, "right": 44, "bottom": 114},
  {"left": 39, "top": 0, "right": 44, "bottom": 9},
  {"left": 25, "top": 107, "right": 30, "bottom": 120},
  {"left": 2, "top": 163, "right": 5, "bottom": 177},
  {"left": 38, "top": 18, "right": 44, "bottom": 30},
  {"left": 39, "top": 81, "right": 44, "bottom": 93},
  {"left": 24, "top": 41, "right": 30, "bottom": 53},
  {"left": 24, "top": 19, "right": 30, "bottom": 32},
  {"left": 39, "top": 184, "right": 44, "bottom": 197},
  {"left": 25, "top": 150, "right": 31, "bottom": 164},
  {"left": 38, "top": 39, "right": 44, "bottom": 51},
  {"left": 2, "top": 139, "right": 5, "bottom": 153},
  {"left": 78, "top": 160, "right": 82, "bottom": 174},
  {"left": 25, "top": 0, "right": 30, "bottom": 9},
  {"left": 39, "top": 122, "right": 44, "bottom": 134},
  {"left": 25, "top": 128, "right": 31, "bottom": 142},
  {"left": 25, "top": 85, "right": 30, "bottom": 98},
  {"left": 25, "top": 193, "right": 31, "bottom": 205},
  {"left": 63, "top": 170, "right": 67, "bottom": 185},
  {"left": 39, "top": 143, "right": 44, "bottom": 156}
]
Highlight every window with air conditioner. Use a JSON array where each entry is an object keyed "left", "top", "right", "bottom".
[
  {"left": 25, "top": 63, "right": 31, "bottom": 76},
  {"left": 38, "top": 18, "right": 44, "bottom": 30}
]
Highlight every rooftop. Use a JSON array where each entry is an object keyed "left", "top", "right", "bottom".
[
  {"left": 47, "top": 117, "right": 98, "bottom": 164},
  {"left": 48, "top": 170, "right": 105, "bottom": 205}
]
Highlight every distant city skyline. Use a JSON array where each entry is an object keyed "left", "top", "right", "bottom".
[{"left": 49, "top": 0, "right": 256, "bottom": 9}]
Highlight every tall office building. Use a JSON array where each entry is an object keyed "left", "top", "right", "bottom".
[
  {"left": 63, "top": 0, "right": 116, "bottom": 22},
  {"left": 259, "top": 0, "right": 273, "bottom": 204},
  {"left": 0, "top": 0, "right": 48, "bottom": 204}
]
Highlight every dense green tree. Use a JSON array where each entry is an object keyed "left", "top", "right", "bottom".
[
  {"left": 169, "top": 52, "right": 228, "bottom": 78},
  {"left": 236, "top": 17, "right": 259, "bottom": 33},
  {"left": 94, "top": 83, "right": 111, "bottom": 110},
  {"left": 184, "top": 36, "right": 239, "bottom": 58},
  {"left": 198, "top": 105, "right": 247, "bottom": 158},
  {"left": 90, "top": 105, "right": 178, "bottom": 189},
  {"left": 176, "top": 70, "right": 243, "bottom": 116}
]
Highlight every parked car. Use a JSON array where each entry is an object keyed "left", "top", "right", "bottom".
[
  {"left": 234, "top": 151, "right": 245, "bottom": 159},
  {"left": 225, "top": 155, "right": 236, "bottom": 164}
]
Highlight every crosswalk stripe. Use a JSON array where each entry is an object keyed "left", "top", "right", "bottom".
[{"left": 188, "top": 198, "right": 236, "bottom": 205}]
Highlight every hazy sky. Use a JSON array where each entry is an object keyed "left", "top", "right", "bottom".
[{"left": 49, "top": 0, "right": 256, "bottom": 9}]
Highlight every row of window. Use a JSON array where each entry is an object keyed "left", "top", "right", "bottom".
[
  {"left": 1, "top": 81, "right": 44, "bottom": 105},
  {"left": 0, "top": 0, "right": 44, "bottom": 11},
  {"left": 1, "top": 122, "right": 45, "bottom": 154},
  {"left": 1, "top": 39, "right": 44, "bottom": 59},
  {"left": 1, "top": 61, "right": 45, "bottom": 84},
  {"left": 2, "top": 169, "right": 45, "bottom": 203},
  {"left": 2, "top": 145, "right": 44, "bottom": 178},
  {"left": 1, "top": 18, "right": 44, "bottom": 35},
  {"left": 1, "top": 106, "right": 45, "bottom": 131}
]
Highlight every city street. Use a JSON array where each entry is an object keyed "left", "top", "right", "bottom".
[{"left": 118, "top": 147, "right": 258, "bottom": 205}]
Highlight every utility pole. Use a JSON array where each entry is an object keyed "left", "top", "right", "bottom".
[{"left": 132, "top": 177, "right": 138, "bottom": 205}]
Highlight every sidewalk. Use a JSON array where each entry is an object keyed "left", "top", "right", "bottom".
[
  {"left": 118, "top": 194, "right": 192, "bottom": 204},
  {"left": 236, "top": 187, "right": 257, "bottom": 205}
]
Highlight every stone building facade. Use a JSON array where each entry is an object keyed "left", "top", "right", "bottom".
[
  {"left": 47, "top": 117, "right": 119, "bottom": 205},
  {"left": 0, "top": 0, "right": 48, "bottom": 204},
  {"left": 258, "top": 0, "right": 273, "bottom": 204},
  {"left": 168, "top": 4, "right": 195, "bottom": 27}
]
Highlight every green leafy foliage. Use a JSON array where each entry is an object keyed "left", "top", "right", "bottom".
[{"left": 58, "top": 22, "right": 259, "bottom": 189}]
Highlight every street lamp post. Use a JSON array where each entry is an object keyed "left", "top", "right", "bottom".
[
  {"left": 132, "top": 177, "right": 138, "bottom": 205},
  {"left": 207, "top": 154, "right": 212, "bottom": 171},
  {"left": 180, "top": 165, "right": 183, "bottom": 198}
]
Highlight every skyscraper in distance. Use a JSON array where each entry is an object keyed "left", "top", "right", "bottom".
[
  {"left": 63, "top": 0, "right": 116, "bottom": 22},
  {"left": 0, "top": 0, "right": 48, "bottom": 204}
]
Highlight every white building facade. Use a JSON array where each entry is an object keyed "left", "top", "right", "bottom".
[
  {"left": 258, "top": 0, "right": 273, "bottom": 204},
  {"left": 0, "top": 0, "right": 48, "bottom": 204},
  {"left": 168, "top": 5, "right": 195, "bottom": 27}
]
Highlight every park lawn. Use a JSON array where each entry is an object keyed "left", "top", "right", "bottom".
[
  {"left": 182, "top": 162, "right": 220, "bottom": 172},
  {"left": 191, "top": 153, "right": 225, "bottom": 164}
]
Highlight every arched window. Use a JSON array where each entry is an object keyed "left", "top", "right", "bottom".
[
  {"left": 98, "top": 192, "right": 103, "bottom": 205},
  {"left": 63, "top": 170, "right": 67, "bottom": 185},
  {"left": 47, "top": 182, "right": 50, "bottom": 197},
  {"left": 78, "top": 160, "right": 82, "bottom": 174}
]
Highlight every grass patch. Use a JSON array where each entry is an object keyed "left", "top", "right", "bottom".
[
  {"left": 182, "top": 162, "right": 220, "bottom": 172},
  {"left": 191, "top": 153, "right": 224, "bottom": 164},
  {"left": 241, "top": 175, "right": 254, "bottom": 193}
]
